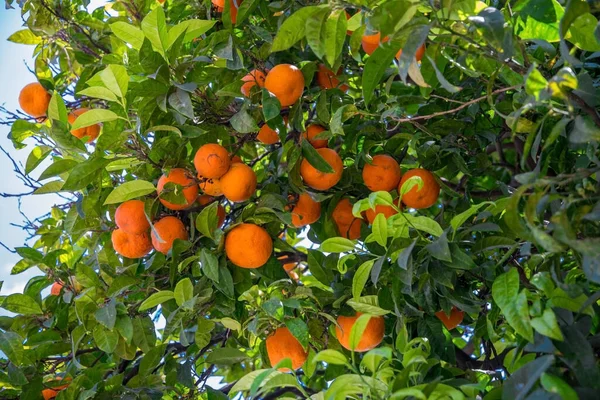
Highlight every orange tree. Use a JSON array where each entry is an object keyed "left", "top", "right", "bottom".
[{"left": 1, "top": 0, "right": 600, "bottom": 398}]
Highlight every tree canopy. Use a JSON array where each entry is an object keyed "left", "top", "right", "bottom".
[{"left": 1, "top": 0, "right": 600, "bottom": 399}]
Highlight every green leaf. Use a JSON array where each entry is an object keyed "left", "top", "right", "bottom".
[
  {"left": 104, "top": 180, "right": 156, "bottom": 204},
  {"left": 349, "top": 313, "right": 372, "bottom": 351},
  {"left": 568, "top": 12, "right": 600, "bottom": 51},
  {"left": 363, "top": 45, "right": 398, "bottom": 106},
  {"left": 330, "top": 104, "right": 358, "bottom": 136},
  {"left": 62, "top": 157, "right": 112, "bottom": 191},
  {"left": 95, "top": 299, "right": 117, "bottom": 330},
  {"left": 402, "top": 214, "right": 443, "bottom": 237},
  {"left": 230, "top": 109, "right": 259, "bottom": 133},
  {"left": 200, "top": 249, "right": 219, "bottom": 283},
  {"left": 540, "top": 373, "right": 579, "bottom": 400},
  {"left": 70, "top": 109, "right": 120, "bottom": 130},
  {"left": 196, "top": 202, "right": 220, "bottom": 239},
  {"left": 492, "top": 269, "right": 533, "bottom": 342},
  {"left": 285, "top": 318, "right": 309, "bottom": 350},
  {"left": 371, "top": 213, "right": 388, "bottom": 247},
  {"left": 320, "top": 237, "right": 355, "bottom": 253},
  {"left": 313, "top": 349, "right": 348, "bottom": 365},
  {"left": 271, "top": 6, "right": 322, "bottom": 52},
  {"left": 139, "top": 344, "right": 166, "bottom": 377},
  {"left": 503, "top": 355, "right": 554, "bottom": 400},
  {"left": 25, "top": 146, "right": 52, "bottom": 175},
  {"left": 78, "top": 86, "right": 119, "bottom": 102},
  {"left": 169, "top": 88, "right": 195, "bottom": 119},
  {"left": 7, "top": 29, "right": 41, "bottom": 45},
  {"left": 352, "top": 259, "right": 374, "bottom": 300},
  {"left": 48, "top": 92, "right": 68, "bottom": 123},
  {"left": 301, "top": 139, "right": 334, "bottom": 173},
  {"left": 141, "top": 7, "right": 169, "bottom": 58},
  {"left": 145, "top": 125, "right": 182, "bottom": 136},
  {"left": 100, "top": 65, "right": 129, "bottom": 100},
  {"left": 531, "top": 309, "right": 564, "bottom": 341},
  {"left": 174, "top": 278, "right": 194, "bottom": 307},
  {"left": 426, "top": 55, "right": 462, "bottom": 93},
  {"left": 305, "top": 8, "right": 329, "bottom": 60},
  {"left": 347, "top": 296, "right": 390, "bottom": 316},
  {"left": 2, "top": 294, "right": 43, "bottom": 315},
  {"left": 93, "top": 325, "right": 118, "bottom": 353},
  {"left": 324, "top": 9, "right": 347, "bottom": 67},
  {"left": 139, "top": 290, "right": 175, "bottom": 311},
  {"left": 425, "top": 232, "right": 452, "bottom": 262},
  {"left": 38, "top": 159, "right": 78, "bottom": 181},
  {"left": 0, "top": 331, "right": 27, "bottom": 366},
  {"left": 450, "top": 201, "right": 493, "bottom": 239},
  {"left": 110, "top": 22, "right": 145, "bottom": 50},
  {"left": 205, "top": 348, "right": 248, "bottom": 365},
  {"left": 525, "top": 65, "right": 549, "bottom": 100}
]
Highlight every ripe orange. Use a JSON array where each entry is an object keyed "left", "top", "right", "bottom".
[
  {"left": 115, "top": 200, "right": 150, "bottom": 234},
  {"left": 225, "top": 223, "right": 272, "bottom": 268},
  {"left": 300, "top": 148, "right": 343, "bottom": 191},
  {"left": 362, "top": 154, "right": 401, "bottom": 192},
  {"left": 220, "top": 162, "right": 257, "bottom": 202},
  {"left": 42, "top": 382, "right": 70, "bottom": 400},
  {"left": 198, "top": 195, "right": 226, "bottom": 227},
  {"left": 230, "top": 154, "right": 243, "bottom": 163},
  {"left": 199, "top": 176, "right": 223, "bottom": 196},
  {"left": 279, "top": 257, "right": 300, "bottom": 280},
  {"left": 301, "top": 124, "right": 328, "bottom": 149},
  {"left": 19, "top": 82, "right": 51, "bottom": 118},
  {"left": 241, "top": 69, "right": 266, "bottom": 97},
  {"left": 290, "top": 193, "right": 321, "bottom": 227},
  {"left": 211, "top": 0, "right": 224, "bottom": 6},
  {"left": 361, "top": 32, "right": 386, "bottom": 55},
  {"left": 364, "top": 203, "right": 399, "bottom": 224},
  {"left": 266, "top": 327, "right": 308, "bottom": 370},
  {"left": 68, "top": 108, "right": 101, "bottom": 142},
  {"left": 398, "top": 168, "right": 440, "bottom": 209},
  {"left": 316, "top": 64, "right": 348, "bottom": 92},
  {"left": 194, "top": 143, "right": 231, "bottom": 179},
  {"left": 332, "top": 198, "right": 363, "bottom": 240},
  {"left": 397, "top": 44, "right": 426, "bottom": 62},
  {"left": 157, "top": 168, "right": 199, "bottom": 210},
  {"left": 264, "top": 64, "right": 305, "bottom": 107},
  {"left": 257, "top": 123, "right": 279, "bottom": 145},
  {"left": 50, "top": 282, "right": 63, "bottom": 296},
  {"left": 151, "top": 216, "right": 188, "bottom": 254},
  {"left": 335, "top": 312, "right": 385, "bottom": 352},
  {"left": 435, "top": 307, "right": 464, "bottom": 330},
  {"left": 112, "top": 229, "right": 153, "bottom": 258}
]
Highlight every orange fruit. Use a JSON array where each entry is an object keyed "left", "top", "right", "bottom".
[
  {"left": 220, "top": 162, "right": 257, "bottom": 202},
  {"left": 398, "top": 168, "right": 440, "bottom": 209},
  {"left": 42, "top": 382, "right": 70, "bottom": 400},
  {"left": 264, "top": 64, "right": 305, "bottom": 107},
  {"left": 199, "top": 176, "right": 223, "bottom": 196},
  {"left": 290, "top": 193, "right": 321, "bottom": 227},
  {"left": 361, "top": 32, "right": 388, "bottom": 55},
  {"left": 301, "top": 124, "right": 328, "bottom": 149},
  {"left": 266, "top": 327, "right": 308, "bottom": 370},
  {"left": 50, "top": 282, "right": 63, "bottom": 296},
  {"left": 278, "top": 256, "right": 299, "bottom": 280},
  {"left": 362, "top": 154, "right": 401, "bottom": 192},
  {"left": 257, "top": 123, "right": 280, "bottom": 145},
  {"left": 335, "top": 312, "right": 385, "bottom": 352},
  {"left": 435, "top": 307, "right": 464, "bottom": 330},
  {"left": 230, "top": 155, "right": 242, "bottom": 163},
  {"left": 115, "top": 200, "right": 150, "bottom": 234},
  {"left": 364, "top": 202, "right": 399, "bottom": 225},
  {"left": 241, "top": 69, "right": 266, "bottom": 97},
  {"left": 230, "top": 0, "right": 242, "bottom": 24},
  {"left": 68, "top": 108, "right": 101, "bottom": 142},
  {"left": 151, "top": 216, "right": 188, "bottom": 254},
  {"left": 332, "top": 198, "right": 363, "bottom": 240},
  {"left": 211, "top": 0, "right": 224, "bottom": 6},
  {"left": 225, "top": 223, "right": 272, "bottom": 268},
  {"left": 194, "top": 143, "right": 231, "bottom": 179},
  {"left": 300, "top": 148, "right": 343, "bottom": 191},
  {"left": 397, "top": 44, "right": 426, "bottom": 62},
  {"left": 198, "top": 195, "right": 226, "bottom": 227},
  {"left": 112, "top": 229, "right": 153, "bottom": 259},
  {"left": 19, "top": 82, "right": 51, "bottom": 118},
  {"left": 316, "top": 64, "right": 348, "bottom": 92},
  {"left": 157, "top": 168, "right": 199, "bottom": 210}
]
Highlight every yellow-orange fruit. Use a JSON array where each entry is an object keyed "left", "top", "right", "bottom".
[
  {"left": 435, "top": 307, "right": 464, "bottom": 330},
  {"left": 301, "top": 124, "right": 328, "bottom": 149},
  {"left": 42, "top": 382, "right": 70, "bottom": 400},
  {"left": 300, "top": 148, "right": 343, "bottom": 191},
  {"left": 264, "top": 64, "right": 305, "bottom": 107},
  {"left": 361, "top": 32, "right": 386, "bottom": 55},
  {"left": 316, "top": 64, "right": 348, "bottom": 92},
  {"left": 115, "top": 200, "right": 150, "bottom": 234},
  {"left": 194, "top": 143, "right": 231, "bottom": 179},
  {"left": 19, "top": 82, "right": 51, "bottom": 118},
  {"left": 157, "top": 168, "right": 199, "bottom": 210},
  {"left": 112, "top": 229, "right": 153, "bottom": 258},
  {"left": 399, "top": 168, "right": 440, "bottom": 209},
  {"left": 362, "top": 154, "right": 401, "bottom": 192},
  {"left": 199, "top": 176, "right": 223, "bottom": 196},
  {"left": 257, "top": 123, "right": 280, "bottom": 145},
  {"left": 220, "top": 163, "right": 257, "bottom": 202},
  {"left": 50, "top": 282, "right": 63, "bottom": 296},
  {"left": 225, "top": 223, "right": 272, "bottom": 268},
  {"left": 211, "top": 0, "right": 224, "bottom": 6},
  {"left": 230, "top": 155, "right": 243, "bottom": 163},
  {"left": 151, "top": 216, "right": 188, "bottom": 254},
  {"left": 279, "top": 256, "right": 299, "bottom": 280},
  {"left": 266, "top": 327, "right": 308, "bottom": 370},
  {"left": 290, "top": 193, "right": 321, "bottom": 227},
  {"left": 332, "top": 198, "right": 363, "bottom": 240},
  {"left": 241, "top": 69, "right": 266, "bottom": 97},
  {"left": 364, "top": 203, "right": 398, "bottom": 224},
  {"left": 198, "top": 195, "right": 226, "bottom": 227},
  {"left": 68, "top": 108, "right": 101, "bottom": 142},
  {"left": 335, "top": 312, "right": 385, "bottom": 352}
]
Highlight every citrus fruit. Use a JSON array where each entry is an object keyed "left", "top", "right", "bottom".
[
  {"left": 301, "top": 124, "right": 328, "bottom": 148},
  {"left": 316, "top": 64, "right": 348, "bottom": 92},
  {"left": 157, "top": 168, "right": 199, "bottom": 210},
  {"left": 151, "top": 216, "right": 188, "bottom": 254},
  {"left": 225, "top": 223, "right": 272, "bottom": 268},
  {"left": 266, "top": 327, "right": 308, "bottom": 370},
  {"left": 290, "top": 193, "right": 321, "bottom": 227},
  {"left": 112, "top": 229, "right": 153, "bottom": 258},
  {"left": 335, "top": 312, "right": 385, "bottom": 352},
  {"left": 115, "top": 200, "right": 150, "bottom": 234},
  {"left": 362, "top": 154, "right": 401, "bottom": 192},
  {"left": 332, "top": 198, "right": 363, "bottom": 240},
  {"left": 435, "top": 307, "right": 464, "bottom": 330},
  {"left": 264, "top": 64, "right": 305, "bottom": 107},
  {"left": 300, "top": 148, "right": 343, "bottom": 191},
  {"left": 241, "top": 69, "right": 266, "bottom": 97},
  {"left": 68, "top": 108, "right": 101, "bottom": 142},
  {"left": 19, "top": 82, "right": 51, "bottom": 118},
  {"left": 220, "top": 162, "right": 257, "bottom": 202},
  {"left": 398, "top": 168, "right": 440, "bottom": 209},
  {"left": 194, "top": 143, "right": 231, "bottom": 179}
]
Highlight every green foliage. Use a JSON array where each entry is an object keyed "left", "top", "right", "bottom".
[{"left": 1, "top": 0, "right": 600, "bottom": 399}]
